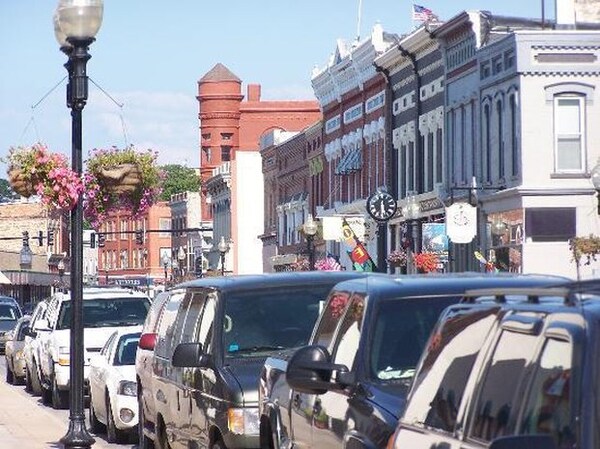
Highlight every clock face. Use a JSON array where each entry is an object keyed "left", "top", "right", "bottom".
[{"left": 367, "top": 191, "right": 397, "bottom": 222}]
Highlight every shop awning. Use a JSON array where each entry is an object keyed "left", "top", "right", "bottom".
[
  {"left": 0, "top": 270, "right": 10, "bottom": 285},
  {"left": 335, "top": 149, "right": 362, "bottom": 175}
]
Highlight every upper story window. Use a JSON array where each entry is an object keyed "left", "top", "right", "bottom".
[
  {"left": 480, "top": 61, "right": 491, "bottom": 80},
  {"left": 221, "top": 146, "right": 231, "bottom": 162},
  {"left": 221, "top": 133, "right": 233, "bottom": 141},
  {"left": 201, "top": 133, "right": 211, "bottom": 141},
  {"left": 202, "top": 146, "right": 211, "bottom": 163},
  {"left": 554, "top": 95, "right": 585, "bottom": 172}
]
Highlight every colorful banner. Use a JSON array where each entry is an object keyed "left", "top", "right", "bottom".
[{"left": 341, "top": 218, "right": 377, "bottom": 271}]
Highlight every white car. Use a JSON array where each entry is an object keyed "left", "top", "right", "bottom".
[
  {"left": 23, "top": 299, "right": 50, "bottom": 396},
  {"left": 89, "top": 327, "right": 142, "bottom": 444},
  {"left": 37, "top": 287, "right": 151, "bottom": 409}
]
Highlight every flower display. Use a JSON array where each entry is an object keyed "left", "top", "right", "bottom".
[
  {"left": 386, "top": 249, "right": 408, "bottom": 267},
  {"left": 4, "top": 143, "right": 83, "bottom": 210},
  {"left": 83, "top": 146, "right": 164, "bottom": 229},
  {"left": 569, "top": 235, "right": 600, "bottom": 265},
  {"left": 314, "top": 256, "right": 342, "bottom": 271},
  {"left": 413, "top": 252, "right": 439, "bottom": 273}
]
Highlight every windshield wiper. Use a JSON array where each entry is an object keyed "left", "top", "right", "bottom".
[{"left": 230, "top": 345, "right": 285, "bottom": 354}]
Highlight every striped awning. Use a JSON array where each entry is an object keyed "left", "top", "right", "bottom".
[{"left": 335, "top": 149, "right": 362, "bottom": 175}]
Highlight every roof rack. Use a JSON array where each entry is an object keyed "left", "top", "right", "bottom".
[{"left": 462, "top": 287, "right": 572, "bottom": 305}]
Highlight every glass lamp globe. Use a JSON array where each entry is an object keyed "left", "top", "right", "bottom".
[
  {"left": 303, "top": 214, "right": 318, "bottom": 237},
  {"left": 218, "top": 236, "right": 229, "bottom": 254},
  {"left": 55, "top": 0, "right": 104, "bottom": 40}
]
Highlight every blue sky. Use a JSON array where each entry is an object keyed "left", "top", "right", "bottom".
[{"left": 0, "top": 1, "right": 549, "bottom": 170}]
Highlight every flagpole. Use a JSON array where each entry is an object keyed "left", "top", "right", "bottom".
[{"left": 356, "top": 0, "right": 363, "bottom": 41}]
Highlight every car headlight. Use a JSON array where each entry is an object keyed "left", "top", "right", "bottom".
[
  {"left": 58, "top": 346, "right": 70, "bottom": 366},
  {"left": 15, "top": 350, "right": 24, "bottom": 360},
  {"left": 117, "top": 380, "right": 137, "bottom": 397},
  {"left": 227, "top": 408, "right": 259, "bottom": 435},
  {"left": 119, "top": 407, "right": 135, "bottom": 423}
]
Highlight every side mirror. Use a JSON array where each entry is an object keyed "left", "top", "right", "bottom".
[
  {"left": 172, "top": 342, "right": 211, "bottom": 368},
  {"left": 23, "top": 326, "right": 37, "bottom": 338},
  {"left": 139, "top": 333, "right": 158, "bottom": 351},
  {"left": 489, "top": 435, "right": 557, "bottom": 449},
  {"left": 286, "top": 345, "right": 350, "bottom": 395}
]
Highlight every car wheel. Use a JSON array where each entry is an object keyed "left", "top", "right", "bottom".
[
  {"left": 156, "top": 420, "right": 171, "bottom": 449},
  {"left": 88, "top": 390, "right": 105, "bottom": 434},
  {"left": 5, "top": 359, "right": 14, "bottom": 384},
  {"left": 24, "top": 366, "right": 33, "bottom": 392},
  {"left": 138, "top": 397, "right": 155, "bottom": 449},
  {"left": 30, "top": 361, "right": 43, "bottom": 396},
  {"left": 51, "top": 375, "right": 68, "bottom": 409},
  {"left": 106, "top": 396, "right": 126, "bottom": 444}
]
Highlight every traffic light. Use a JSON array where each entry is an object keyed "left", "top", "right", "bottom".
[
  {"left": 135, "top": 229, "right": 145, "bottom": 245},
  {"left": 37, "top": 230, "right": 44, "bottom": 246},
  {"left": 97, "top": 233, "right": 106, "bottom": 248},
  {"left": 90, "top": 232, "right": 96, "bottom": 249},
  {"left": 47, "top": 229, "right": 54, "bottom": 246}
]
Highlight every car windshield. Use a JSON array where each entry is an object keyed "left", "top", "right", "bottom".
[
  {"left": 56, "top": 297, "right": 150, "bottom": 330},
  {"left": 0, "top": 304, "right": 20, "bottom": 321},
  {"left": 115, "top": 333, "right": 141, "bottom": 366},
  {"left": 223, "top": 285, "right": 330, "bottom": 357},
  {"left": 369, "top": 296, "right": 459, "bottom": 382}
]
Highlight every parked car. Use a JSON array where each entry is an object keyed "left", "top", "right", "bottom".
[
  {"left": 23, "top": 298, "right": 50, "bottom": 395},
  {"left": 388, "top": 278, "right": 600, "bottom": 449},
  {"left": 261, "top": 273, "right": 567, "bottom": 449},
  {"left": 37, "top": 287, "right": 151, "bottom": 409},
  {"left": 136, "top": 288, "right": 185, "bottom": 449},
  {"left": 88, "top": 327, "right": 142, "bottom": 444},
  {"left": 0, "top": 296, "right": 23, "bottom": 354},
  {"left": 4, "top": 315, "right": 31, "bottom": 384},
  {"left": 146, "top": 271, "right": 367, "bottom": 449}
]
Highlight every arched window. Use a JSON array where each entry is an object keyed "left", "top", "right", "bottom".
[
  {"left": 497, "top": 100, "right": 504, "bottom": 179},
  {"left": 484, "top": 104, "right": 491, "bottom": 182}
]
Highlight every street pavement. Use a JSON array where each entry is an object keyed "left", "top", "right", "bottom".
[{"left": 0, "top": 358, "right": 136, "bottom": 449}]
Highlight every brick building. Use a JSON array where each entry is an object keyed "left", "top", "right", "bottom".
[{"left": 197, "top": 63, "right": 321, "bottom": 274}]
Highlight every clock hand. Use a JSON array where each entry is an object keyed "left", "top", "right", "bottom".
[{"left": 380, "top": 201, "right": 385, "bottom": 216}]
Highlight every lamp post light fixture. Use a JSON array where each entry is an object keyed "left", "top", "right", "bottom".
[
  {"left": 591, "top": 160, "right": 600, "bottom": 215},
  {"left": 58, "top": 258, "right": 66, "bottom": 290},
  {"left": 217, "top": 236, "right": 230, "bottom": 276},
  {"left": 178, "top": 246, "right": 186, "bottom": 277},
  {"left": 54, "top": 1, "right": 103, "bottom": 447},
  {"left": 303, "top": 214, "right": 318, "bottom": 271},
  {"left": 402, "top": 195, "right": 421, "bottom": 273},
  {"left": 20, "top": 231, "right": 33, "bottom": 270}
]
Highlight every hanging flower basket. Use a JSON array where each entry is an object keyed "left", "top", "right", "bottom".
[
  {"left": 83, "top": 146, "right": 164, "bottom": 229},
  {"left": 3, "top": 143, "right": 83, "bottom": 210},
  {"left": 569, "top": 235, "right": 600, "bottom": 265},
  {"left": 387, "top": 249, "right": 408, "bottom": 268},
  {"left": 413, "top": 252, "right": 439, "bottom": 273}
]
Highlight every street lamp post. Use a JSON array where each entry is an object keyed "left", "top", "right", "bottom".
[
  {"left": 303, "top": 214, "right": 318, "bottom": 271},
  {"left": 402, "top": 195, "right": 421, "bottom": 274},
  {"left": 591, "top": 160, "right": 600, "bottom": 215},
  {"left": 54, "top": 1, "right": 103, "bottom": 448},
  {"left": 218, "top": 236, "right": 229, "bottom": 276},
  {"left": 162, "top": 254, "right": 169, "bottom": 286},
  {"left": 178, "top": 246, "right": 186, "bottom": 278},
  {"left": 58, "top": 258, "right": 66, "bottom": 291},
  {"left": 20, "top": 231, "right": 33, "bottom": 270}
]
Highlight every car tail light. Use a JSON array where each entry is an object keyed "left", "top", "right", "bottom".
[{"left": 139, "top": 333, "right": 157, "bottom": 351}]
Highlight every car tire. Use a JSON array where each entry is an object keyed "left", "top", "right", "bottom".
[
  {"left": 51, "top": 375, "right": 68, "bottom": 409},
  {"left": 88, "top": 390, "right": 105, "bottom": 434},
  {"left": 30, "top": 361, "right": 43, "bottom": 396},
  {"left": 24, "top": 366, "right": 33, "bottom": 392},
  {"left": 156, "top": 419, "right": 171, "bottom": 449},
  {"left": 106, "top": 396, "right": 126, "bottom": 444},
  {"left": 5, "top": 359, "right": 14, "bottom": 385},
  {"left": 138, "top": 397, "right": 155, "bottom": 449}
]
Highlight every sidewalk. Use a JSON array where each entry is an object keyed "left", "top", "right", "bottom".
[{"left": 0, "top": 378, "right": 116, "bottom": 449}]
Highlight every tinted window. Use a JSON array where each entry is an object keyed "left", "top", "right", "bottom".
[
  {"left": 525, "top": 208, "right": 575, "bottom": 242},
  {"left": 0, "top": 304, "right": 20, "bottom": 321},
  {"left": 154, "top": 292, "right": 184, "bottom": 359},
  {"left": 402, "top": 308, "right": 498, "bottom": 432},
  {"left": 197, "top": 293, "right": 217, "bottom": 354},
  {"left": 180, "top": 293, "right": 205, "bottom": 344},
  {"left": 115, "top": 333, "right": 141, "bottom": 366},
  {"left": 223, "top": 285, "right": 330, "bottom": 356},
  {"left": 520, "top": 338, "right": 575, "bottom": 448},
  {"left": 56, "top": 297, "right": 150, "bottom": 330},
  {"left": 471, "top": 330, "right": 539, "bottom": 441},
  {"left": 16, "top": 319, "right": 30, "bottom": 341},
  {"left": 370, "top": 296, "right": 459, "bottom": 382},
  {"left": 313, "top": 291, "right": 352, "bottom": 348}
]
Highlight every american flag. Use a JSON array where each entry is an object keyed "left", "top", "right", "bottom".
[{"left": 412, "top": 4, "right": 438, "bottom": 22}]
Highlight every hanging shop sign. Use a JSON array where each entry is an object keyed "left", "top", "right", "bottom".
[
  {"left": 341, "top": 218, "right": 376, "bottom": 271},
  {"left": 445, "top": 202, "right": 477, "bottom": 243}
]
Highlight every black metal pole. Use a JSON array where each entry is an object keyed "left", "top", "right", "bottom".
[
  {"left": 220, "top": 252, "right": 225, "bottom": 276},
  {"left": 307, "top": 235, "right": 315, "bottom": 271},
  {"left": 164, "top": 264, "right": 168, "bottom": 285},
  {"left": 60, "top": 38, "right": 95, "bottom": 449}
]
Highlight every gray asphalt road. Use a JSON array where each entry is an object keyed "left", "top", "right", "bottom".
[{"left": 0, "top": 357, "right": 137, "bottom": 449}]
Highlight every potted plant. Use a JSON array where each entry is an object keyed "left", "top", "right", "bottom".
[
  {"left": 4, "top": 143, "right": 83, "bottom": 210},
  {"left": 386, "top": 249, "right": 408, "bottom": 268},
  {"left": 83, "top": 146, "right": 164, "bottom": 229},
  {"left": 569, "top": 235, "right": 600, "bottom": 265},
  {"left": 413, "top": 252, "right": 439, "bottom": 273}
]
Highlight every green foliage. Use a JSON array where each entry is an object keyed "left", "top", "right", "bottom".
[
  {"left": 159, "top": 164, "right": 201, "bottom": 200},
  {"left": 0, "top": 178, "right": 18, "bottom": 200},
  {"left": 569, "top": 235, "right": 600, "bottom": 265}
]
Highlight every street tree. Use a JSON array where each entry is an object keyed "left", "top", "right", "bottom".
[{"left": 159, "top": 164, "right": 201, "bottom": 201}]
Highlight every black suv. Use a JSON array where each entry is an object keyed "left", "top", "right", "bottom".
[
  {"left": 390, "top": 279, "right": 600, "bottom": 449},
  {"left": 262, "top": 273, "right": 565, "bottom": 449}
]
